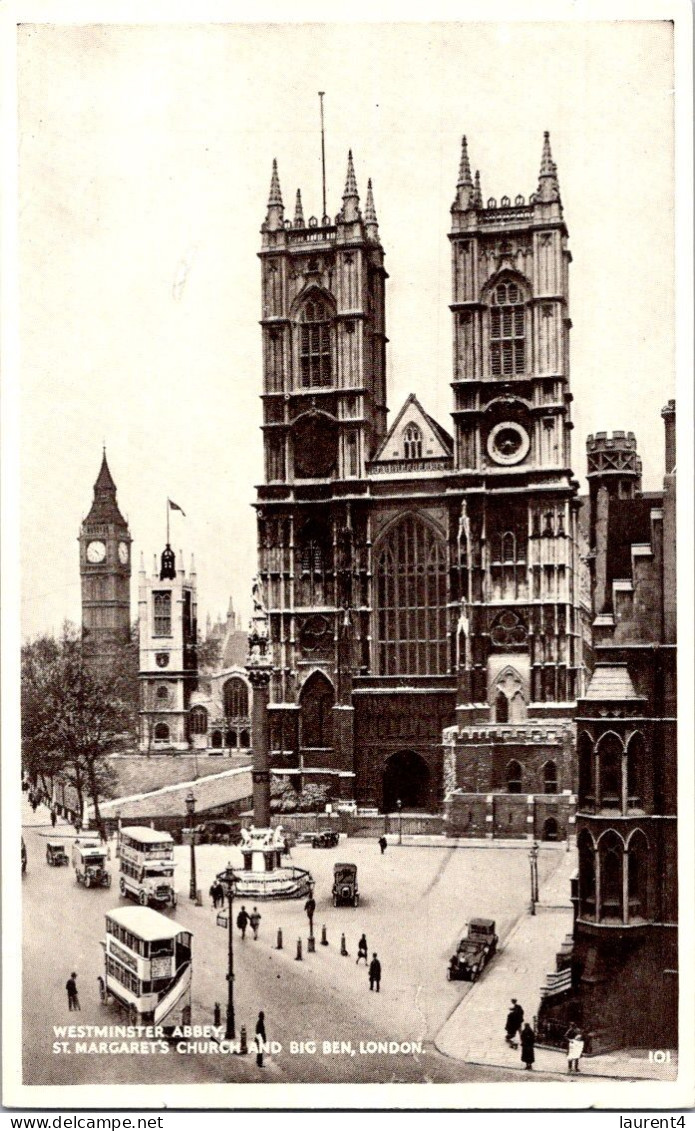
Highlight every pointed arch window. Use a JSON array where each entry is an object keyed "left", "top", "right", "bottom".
[
  {"left": 403, "top": 423, "right": 423, "bottom": 460},
  {"left": 223, "top": 677, "right": 249, "bottom": 720},
  {"left": 299, "top": 297, "right": 333, "bottom": 388},
  {"left": 490, "top": 281, "right": 526, "bottom": 377},
  {"left": 627, "top": 831, "right": 649, "bottom": 920},
  {"left": 190, "top": 707, "right": 208, "bottom": 735},
  {"left": 300, "top": 672, "right": 334, "bottom": 748},
  {"left": 577, "top": 731, "right": 594, "bottom": 808},
  {"left": 599, "top": 832, "right": 624, "bottom": 921},
  {"left": 506, "top": 759, "right": 523, "bottom": 794},
  {"left": 598, "top": 732, "right": 623, "bottom": 810},
  {"left": 543, "top": 759, "right": 558, "bottom": 794},
  {"left": 577, "top": 830, "right": 596, "bottom": 919},
  {"left": 627, "top": 732, "right": 645, "bottom": 810},
  {"left": 374, "top": 515, "right": 448, "bottom": 675}
]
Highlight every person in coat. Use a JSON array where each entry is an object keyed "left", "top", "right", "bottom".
[
  {"left": 520, "top": 1022, "right": 535, "bottom": 1070},
  {"left": 255, "top": 1011, "right": 267, "bottom": 1067},
  {"left": 249, "top": 907, "right": 262, "bottom": 940},
  {"left": 236, "top": 906, "right": 249, "bottom": 939},
  {"left": 369, "top": 953, "right": 382, "bottom": 992},
  {"left": 50, "top": 808, "right": 57, "bottom": 829},
  {"left": 378, "top": 835, "right": 387, "bottom": 855},
  {"left": 505, "top": 998, "right": 524, "bottom": 1048},
  {"left": 66, "top": 972, "right": 80, "bottom": 1011},
  {"left": 565, "top": 1023, "right": 584, "bottom": 1073},
  {"left": 356, "top": 934, "right": 368, "bottom": 965}
]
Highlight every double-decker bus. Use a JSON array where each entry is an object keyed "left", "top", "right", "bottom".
[
  {"left": 103, "top": 906, "right": 192, "bottom": 1031},
  {"left": 118, "top": 826, "right": 176, "bottom": 907}
]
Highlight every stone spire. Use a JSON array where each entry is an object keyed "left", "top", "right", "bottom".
[
  {"left": 474, "top": 170, "right": 483, "bottom": 208},
  {"left": 85, "top": 449, "right": 125, "bottom": 525},
  {"left": 340, "top": 149, "right": 360, "bottom": 222},
  {"left": 264, "top": 158, "right": 284, "bottom": 229},
  {"left": 536, "top": 131, "right": 561, "bottom": 203},
  {"left": 294, "top": 188, "right": 305, "bottom": 228},
  {"left": 364, "top": 177, "right": 379, "bottom": 240},
  {"left": 452, "top": 135, "right": 475, "bottom": 211}
]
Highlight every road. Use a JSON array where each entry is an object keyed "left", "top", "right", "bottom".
[{"left": 22, "top": 799, "right": 565, "bottom": 1086}]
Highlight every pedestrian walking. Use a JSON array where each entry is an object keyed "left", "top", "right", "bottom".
[
  {"left": 66, "top": 972, "right": 80, "bottom": 1011},
  {"left": 520, "top": 1022, "right": 535, "bottom": 1071},
  {"left": 505, "top": 998, "right": 524, "bottom": 1049},
  {"left": 378, "top": 835, "right": 387, "bottom": 855},
  {"left": 209, "top": 883, "right": 217, "bottom": 909},
  {"left": 97, "top": 975, "right": 107, "bottom": 1004},
  {"left": 304, "top": 895, "right": 316, "bottom": 933},
  {"left": 237, "top": 906, "right": 249, "bottom": 939},
  {"left": 356, "top": 934, "right": 368, "bottom": 965},
  {"left": 368, "top": 953, "right": 382, "bottom": 992},
  {"left": 50, "top": 808, "right": 57, "bottom": 829},
  {"left": 283, "top": 837, "right": 291, "bottom": 858},
  {"left": 255, "top": 1011, "right": 267, "bottom": 1068},
  {"left": 565, "top": 1023, "right": 584, "bottom": 1073},
  {"left": 249, "top": 907, "right": 262, "bottom": 940}
]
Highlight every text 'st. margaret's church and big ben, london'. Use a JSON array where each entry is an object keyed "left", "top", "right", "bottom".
[{"left": 77, "top": 132, "right": 677, "bottom": 1054}]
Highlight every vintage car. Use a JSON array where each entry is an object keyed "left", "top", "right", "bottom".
[
  {"left": 46, "top": 840, "right": 70, "bottom": 867},
  {"left": 73, "top": 840, "right": 111, "bottom": 889},
  {"left": 332, "top": 862, "right": 358, "bottom": 907},
  {"left": 312, "top": 830, "right": 340, "bottom": 849},
  {"left": 193, "top": 819, "right": 242, "bottom": 846},
  {"left": 447, "top": 918, "right": 498, "bottom": 982}
]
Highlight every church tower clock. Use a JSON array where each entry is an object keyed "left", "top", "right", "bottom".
[{"left": 79, "top": 451, "right": 132, "bottom": 673}]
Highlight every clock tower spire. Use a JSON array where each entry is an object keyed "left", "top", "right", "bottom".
[{"left": 79, "top": 450, "right": 132, "bottom": 674}]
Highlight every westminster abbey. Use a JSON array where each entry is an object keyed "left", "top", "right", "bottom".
[{"left": 254, "top": 135, "right": 591, "bottom": 819}]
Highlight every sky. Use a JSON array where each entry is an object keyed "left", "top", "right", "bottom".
[{"left": 17, "top": 19, "right": 675, "bottom": 641}]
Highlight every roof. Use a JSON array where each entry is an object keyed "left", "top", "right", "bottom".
[
  {"left": 83, "top": 451, "right": 127, "bottom": 528},
  {"left": 585, "top": 664, "right": 641, "bottom": 701},
  {"left": 371, "top": 393, "right": 453, "bottom": 464},
  {"left": 105, "top": 905, "right": 190, "bottom": 941},
  {"left": 121, "top": 826, "right": 174, "bottom": 844}
]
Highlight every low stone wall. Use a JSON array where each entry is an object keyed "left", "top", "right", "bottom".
[{"left": 445, "top": 790, "right": 575, "bottom": 840}]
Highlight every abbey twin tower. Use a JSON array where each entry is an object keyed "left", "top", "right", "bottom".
[{"left": 254, "top": 133, "right": 590, "bottom": 824}]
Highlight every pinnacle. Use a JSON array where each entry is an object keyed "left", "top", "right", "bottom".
[
  {"left": 294, "top": 188, "right": 305, "bottom": 227},
  {"left": 343, "top": 149, "right": 359, "bottom": 200},
  {"left": 474, "top": 170, "right": 482, "bottom": 208},
  {"left": 457, "top": 135, "right": 473, "bottom": 188},
  {"left": 268, "top": 158, "right": 283, "bottom": 208},
  {"left": 94, "top": 450, "right": 116, "bottom": 495},
  {"left": 365, "top": 178, "right": 378, "bottom": 225},
  {"left": 537, "top": 131, "right": 561, "bottom": 203},
  {"left": 539, "top": 131, "right": 554, "bottom": 177}
]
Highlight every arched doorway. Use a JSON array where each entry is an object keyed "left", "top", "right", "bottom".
[
  {"left": 382, "top": 750, "right": 430, "bottom": 812},
  {"left": 542, "top": 816, "right": 559, "bottom": 841}
]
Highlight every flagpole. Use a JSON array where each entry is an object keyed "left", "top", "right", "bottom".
[{"left": 166, "top": 500, "right": 170, "bottom": 546}]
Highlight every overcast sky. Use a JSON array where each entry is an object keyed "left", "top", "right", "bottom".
[{"left": 18, "top": 20, "right": 675, "bottom": 641}]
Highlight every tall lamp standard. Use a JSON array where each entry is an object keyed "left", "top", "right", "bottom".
[
  {"left": 529, "top": 841, "right": 539, "bottom": 915},
  {"left": 397, "top": 799, "right": 403, "bottom": 846},
  {"left": 185, "top": 790, "right": 197, "bottom": 902},
  {"left": 216, "top": 863, "right": 237, "bottom": 1040}
]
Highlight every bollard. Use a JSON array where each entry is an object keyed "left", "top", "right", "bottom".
[
  {"left": 213, "top": 1002, "right": 221, "bottom": 1027},
  {"left": 340, "top": 933, "right": 348, "bottom": 956},
  {"left": 276, "top": 927, "right": 283, "bottom": 950},
  {"left": 307, "top": 935, "right": 316, "bottom": 953},
  {"left": 296, "top": 937, "right": 303, "bottom": 961},
  {"left": 239, "top": 1025, "right": 248, "bottom": 1055},
  {"left": 320, "top": 923, "right": 328, "bottom": 946}
]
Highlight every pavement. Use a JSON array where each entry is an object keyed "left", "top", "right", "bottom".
[{"left": 435, "top": 847, "right": 678, "bottom": 1082}]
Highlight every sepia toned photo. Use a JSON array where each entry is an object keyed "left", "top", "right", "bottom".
[{"left": 4, "top": 6, "right": 692, "bottom": 1112}]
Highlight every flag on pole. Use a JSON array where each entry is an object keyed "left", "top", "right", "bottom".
[{"left": 168, "top": 498, "right": 186, "bottom": 516}]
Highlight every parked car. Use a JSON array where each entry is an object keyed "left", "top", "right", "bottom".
[
  {"left": 46, "top": 840, "right": 70, "bottom": 867},
  {"left": 447, "top": 918, "right": 498, "bottom": 982},
  {"left": 312, "top": 830, "right": 340, "bottom": 848},
  {"left": 194, "top": 819, "right": 242, "bottom": 846},
  {"left": 332, "top": 862, "right": 358, "bottom": 907}
]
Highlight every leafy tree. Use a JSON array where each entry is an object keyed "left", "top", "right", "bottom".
[
  {"left": 21, "top": 623, "right": 127, "bottom": 835},
  {"left": 197, "top": 634, "right": 222, "bottom": 674}
]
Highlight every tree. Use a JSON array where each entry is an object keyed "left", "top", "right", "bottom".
[{"left": 21, "top": 623, "right": 126, "bottom": 834}]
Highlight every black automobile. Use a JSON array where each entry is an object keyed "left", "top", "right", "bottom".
[{"left": 312, "top": 830, "right": 340, "bottom": 849}]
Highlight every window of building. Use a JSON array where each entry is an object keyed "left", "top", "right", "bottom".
[
  {"left": 577, "top": 830, "right": 596, "bottom": 919},
  {"left": 300, "top": 525, "right": 326, "bottom": 573},
  {"left": 599, "top": 832, "right": 624, "bottom": 921},
  {"left": 495, "top": 691, "right": 509, "bottom": 723},
  {"left": 300, "top": 672, "right": 334, "bottom": 748},
  {"left": 374, "top": 515, "right": 448, "bottom": 676},
  {"left": 627, "top": 831, "right": 648, "bottom": 920},
  {"left": 627, "top": 732, "right": 645, "bottom": 810},
  {"left": 577, "top": 732, "right": 594, "bottom": 808},
  {"left": 240, "top": 729, "right": 250, "bottom": 747},
  {"left": 154, "top": 722, "right": 170, "bottom": 742},
  {"left": 346, "top": 431, "right": 358, "bottom": 477},
  {"left": 506, "top": 759, "right": 523, "bottom": 794},
  {"left": 190, "top": 707, "right": 208, "bottom": 735},
  {"left": 153, "top": 591, "right": 172, "bottom": 637},
  {"left": 490, "top": 281, "right": 526, "bottom": 377},
  {"left": 267, "top": 437, "right": 286, "bottom": 482},
  {"left": 598, "top": 732, "right": 623, "bottom": 810},
  {"left": 223, "top": 677, "right": 249, "bottom": 719},
  {"left": 403, "top": 423, "right": 423, "bottom": 460},
  {"left": 543, "top": 760, "right": 558, "bottom": 794},
  {"left": 156, "top": 685, "right": 169, "bottom": 703},
  {"left": 299, "top": 297, "right": 332, "bottom": 388}
]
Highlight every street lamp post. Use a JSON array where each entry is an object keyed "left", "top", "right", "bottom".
[
  {"left": 529, "top": 841, "right": 539, "bottom": 915},
  {"left": 397, "top": 799, "right": 403, "bottom": 846},
  {"left": 185, "top": 790, "right": 197, "bottom": 902},
  {"left": 217, "top": 863, "right": 237, "bottom": 1040}
]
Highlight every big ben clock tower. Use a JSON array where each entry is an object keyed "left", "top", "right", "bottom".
[{"left": 79, "top": 450, "right": 132, "bottom": 674}]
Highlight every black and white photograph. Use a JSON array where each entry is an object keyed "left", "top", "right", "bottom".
[{"left": 3, "top": 3, "right": 693, "bottom": 1112}]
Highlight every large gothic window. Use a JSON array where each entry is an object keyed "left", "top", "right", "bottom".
[
  {"left": 374, "top": 516, "right": 448, "bottom": 676},
  {"left": 577, "top": 731, "right": 594, "bottom": 808},
  {"left": 190, "top": 707, "right": 208, "bottom": 735},
  {"left": 506, "top": 759, "right": 523, "bottom": 794},
  {"left": 599, "top": 832, "right": 624, "bottom": 921},
  {"left": 627, "top": 732, "right": 646, "bottom": 810},
  {"left": 577, "top": 830, "right": 596, "bottom": 920},
  {"left": 299, "top": 297, "right": 332, "bottom": 388},
  {"left": 153, "top": 591, "right": 172, "bottom": 636},
  {"left": 490, "top": 281, "right": 526, "bottom": 377},
  {"left": 598, "top": 732, "right": 623, "bottom": 810},
  {"left": 300, "top": 671, "right": 334, "bottom": 748},
  {"left": 627, "top": 831, "right": 649, "bottom": 920},
  {"left": 223, "top": 677, "right": 249, "bottom": 719}
]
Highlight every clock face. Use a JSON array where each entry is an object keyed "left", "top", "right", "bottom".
[
  {"left": 118, "top": 541, "right": 129, "bottom": 565},
  {"left": 86, "top": 540, "right": 106, "bottom": 563},
  {"left": 487, "top": 421, "right": 530, "bottom": 466}
]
